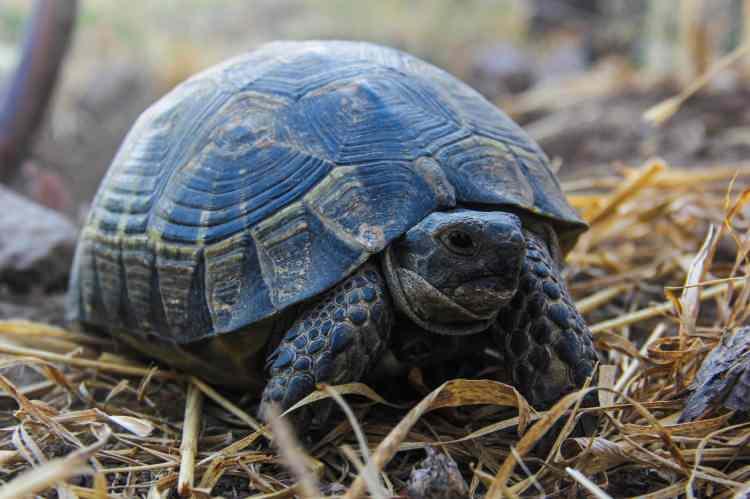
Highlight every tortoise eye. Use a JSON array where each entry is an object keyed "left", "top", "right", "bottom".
[{"left": 442, "top": 230, "right": 477, "bottom": 256}]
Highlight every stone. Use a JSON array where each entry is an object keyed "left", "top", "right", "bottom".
[
  {"left": 406, "top": 447, "right": 468, "bottom": 499},
  {"left": 0, "top": 185, "right": 77, "bottom": 291}
]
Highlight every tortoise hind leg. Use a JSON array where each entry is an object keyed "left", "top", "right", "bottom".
[
  {"left": 494, "top": 230, "right": 598, "bottom": 409},
  {"left": 260, "top": 262, "right": 393, "bottom": 418}
]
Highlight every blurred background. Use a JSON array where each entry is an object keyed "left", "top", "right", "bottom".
[{"left": 1, "top": 0, "right": 749, "bottom": 316}]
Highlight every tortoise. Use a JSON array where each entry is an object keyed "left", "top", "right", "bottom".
[{"left": 66, "top": 40, "right": 598, "bottom": 417}]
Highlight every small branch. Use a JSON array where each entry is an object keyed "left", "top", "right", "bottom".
[
  {"left": 178, "top": 381, "right": 203, "bottom": 497},
  {"left": 0, "top": 0, "right": 77, "bottom": 182}
]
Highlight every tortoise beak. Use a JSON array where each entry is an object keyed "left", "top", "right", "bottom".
[{"left": 451, "top": 278, "right": 516, "bottom": 316}]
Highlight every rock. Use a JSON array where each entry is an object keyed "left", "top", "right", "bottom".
[
  {"left": 406, "top": 447, "right": 468, "bottom": 499},
  {"left": 0, "top": 185, "right": 77, "bottom": 291},
  {"left": 680, "top": 327, "right": 750, "bottom": 422}
]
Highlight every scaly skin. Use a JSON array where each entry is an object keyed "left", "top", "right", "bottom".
[
  {"left": 260, "top": 262, "right": 393, "bottom": 415},
  {"left": 494, "top": 230, "right": 598, "bottom": 409}
]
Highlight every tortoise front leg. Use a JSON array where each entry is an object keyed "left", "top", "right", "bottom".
[
  {"left": 493, "top": 230, "right": 598, "bottom": 409},
  {"left": 260, "top": 262, "right": 393, "bottom": 417}
]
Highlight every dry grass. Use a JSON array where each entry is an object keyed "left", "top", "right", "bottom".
[{"left": 0, "top": 161, "right": 746, "bottom": 498}]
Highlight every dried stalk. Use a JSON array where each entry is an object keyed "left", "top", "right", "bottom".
[{"left": 177, "top": 381, "right": 203, "bottom": 497}]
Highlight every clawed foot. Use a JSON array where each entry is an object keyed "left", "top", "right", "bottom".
[
  {"left": 495, "top": 230, "right": 598, "bottom": 409},
  {"left": 260, "top": 262, "right": 392, "bottom": 422}
]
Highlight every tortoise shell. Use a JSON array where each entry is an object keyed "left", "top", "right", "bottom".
[{"left": 67, "top": 41, "right": 586, "bottom": 345}]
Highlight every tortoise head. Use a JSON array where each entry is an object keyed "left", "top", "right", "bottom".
[{"left": 382, "top": 209, "right": 525, "bottom": 335}]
